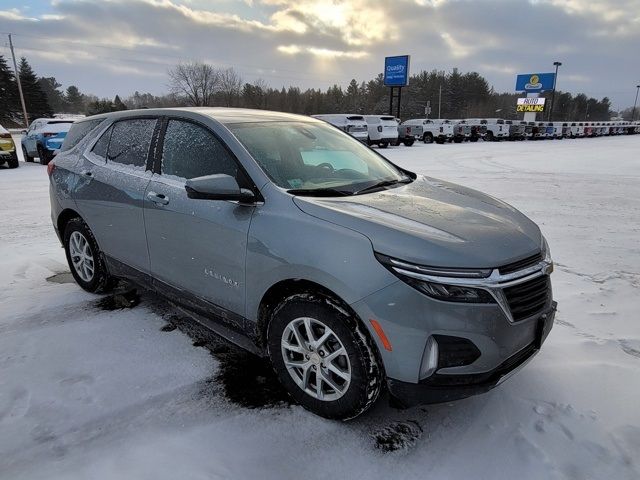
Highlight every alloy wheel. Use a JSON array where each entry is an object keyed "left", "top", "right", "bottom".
[
  {"left": 69, "top": 231, "right": 95, "bottom": 282},
  {"left": 280, "top": 317, "right": 351, "bottom": 401}
]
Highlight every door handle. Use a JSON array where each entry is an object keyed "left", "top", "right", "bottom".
[
  {"left": 80, "top": 170, "right": 93, "bottom": 177},
  {"left": 147, "top": 191, "right": 169, "bottom": 206}
]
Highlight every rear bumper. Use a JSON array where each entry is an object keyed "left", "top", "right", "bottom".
[{"left": 387, "top": 301, "right": 556, "bottom": 406}]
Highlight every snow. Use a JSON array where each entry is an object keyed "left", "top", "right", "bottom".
[{"left": 1, "top": 136, "right": 640, "bottom": 479}]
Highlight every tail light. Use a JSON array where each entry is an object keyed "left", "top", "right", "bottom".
[
  {"left": 0, "top": 132, "right": 11, "bottom": 139},
  {"left": 47, "top": 161, "right": 56, "bottom": 176},
  {"left": 377, "top": 126, "right": 383, "bottom": 133},
  {"left": 439, "top": 127, "right": 443, "bottom": 133},
  {"left": 406, "top": 127, "right": 411, "bottom": 134},
  {"left": 43, "top": 132, "right": 56, "bottom": 137}
]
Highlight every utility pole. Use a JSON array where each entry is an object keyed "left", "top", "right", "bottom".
[
  {"left": 632, "top": 85, "right": 640, "bottom": 121},
  {"left": 438, "top": 84, "right": 442, "bottom": 120},
  {"left": 548, "top": 61, "right": 562, "bottom": 122},
  {"left": 8, "top": 34, "right": 29, "bottom": 128}
]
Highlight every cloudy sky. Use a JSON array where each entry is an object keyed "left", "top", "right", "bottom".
[{"left": 1, "top": 0, "right": 639, "bottom": 108}]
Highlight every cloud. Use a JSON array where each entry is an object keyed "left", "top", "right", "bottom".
[{"left": 0, "top": 0, "right": 638, "bottom": 107}]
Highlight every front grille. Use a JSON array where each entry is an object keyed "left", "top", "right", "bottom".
[
  {"left": 499, "top": 252, "right": 542, "bottom": 275},
  {"left": 504, "top": 275, "right": 550, "bottom": 321}
]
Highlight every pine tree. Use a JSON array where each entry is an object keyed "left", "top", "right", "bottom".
[
  {"left": 38, "top": 77, "right": 66, "bottom": 113},
  {"left": 0, "top": 55, "right": 20, "bottom": 126},
  {"left": 18, "top": 57, "right": 52, "bottom": 120},
  {"left": 65, "top": 86, "right": 85, "bottom": 114},
  {"left": 113, "top": 95, "right": 127, "bottom": 111}
]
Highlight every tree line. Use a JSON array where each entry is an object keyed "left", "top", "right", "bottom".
[{"left": 0, "top": 56, "right": 621, "bottom": 128}]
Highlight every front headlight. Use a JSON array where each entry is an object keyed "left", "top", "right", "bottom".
[
  {"left": 403, "top": 277, "right": 495, "bottom": 303},
  {"left": 375, "top": 253, "right": 496, "bottom": 304},
  {"left": 541, "top": 236, "right": 552, "bottom": 263}
]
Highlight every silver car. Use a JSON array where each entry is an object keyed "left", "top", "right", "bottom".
[{"left": 49, "top": 108, "right": 556, "bottom": 420}]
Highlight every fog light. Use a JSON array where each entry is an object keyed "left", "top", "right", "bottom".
[{"left": 419, "top": 336, "right": 439, "bottom": 380}]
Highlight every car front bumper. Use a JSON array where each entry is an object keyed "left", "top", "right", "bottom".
[{"left": 387, "top": 301, "right": 555, "bottom": 406}]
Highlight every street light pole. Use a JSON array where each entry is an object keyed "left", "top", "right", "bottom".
[
  {"left": 548, "top": 61, "right": 562, "bottom": 122},
  {"left": 632, "top": 85, "right": 640, "bottom": 121}
]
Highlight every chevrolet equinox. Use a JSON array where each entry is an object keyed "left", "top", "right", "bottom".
[{"left": 49, "top": 108, "right": 556, "bottom": 420}]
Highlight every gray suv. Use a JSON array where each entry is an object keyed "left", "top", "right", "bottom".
[{"left": 49, "top": 108, "right": 556, "bottom": 420}]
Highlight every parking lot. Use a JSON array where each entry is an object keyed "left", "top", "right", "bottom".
[{"left": 1, "top": 136, "right": 639, "bottom": 480}]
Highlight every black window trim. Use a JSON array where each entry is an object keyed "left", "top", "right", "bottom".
[
  {"left": 90, "top": 115, "right": 161, "bottom": 171},
  {"left": 154, "top": 115, "right": 263, "bottom": 200}
]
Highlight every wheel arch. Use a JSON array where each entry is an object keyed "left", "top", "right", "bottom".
[
  {"left": 57, "top": 208, "right": 83, "bottom": 238},
  {"left": 256, "top": 279, "right": 382, "bottom": 367}
]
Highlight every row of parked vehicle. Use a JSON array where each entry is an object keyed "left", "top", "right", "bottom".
[
  {"left": 312, "top": 114, "right": 640, "bottom": 147},
  {"left": 0, "top": 116, "right": 78, "bottom": 168}
]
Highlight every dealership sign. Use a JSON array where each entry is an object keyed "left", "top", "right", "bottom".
[
  {"left": 384, "top": 55, "right": 410, "bottom": 87},
  {"left": 515, "top": 73, "right": 556, "bottom": 93},
  {"left": 517, "top": 97, "right": 546, "bottom": 113}
]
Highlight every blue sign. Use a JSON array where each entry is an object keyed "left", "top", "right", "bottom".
[
  {"left": 515, "top": 73, "right": 556, "bottom": 93},
  {"left": 384, "top": 55, "right": 410, "bottom": 87}
]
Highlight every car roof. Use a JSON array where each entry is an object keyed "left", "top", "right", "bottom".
[{"left": 80, "top": 107, "right": 322, "bottom": 126}]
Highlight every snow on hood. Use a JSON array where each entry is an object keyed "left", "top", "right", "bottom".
[{"left": 293, "top": 175, "right": 542, "bottom": 269}]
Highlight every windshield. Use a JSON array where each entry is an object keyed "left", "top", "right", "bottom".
[{"left": 229, "top": 121, "right": 407, "bottom": 194}]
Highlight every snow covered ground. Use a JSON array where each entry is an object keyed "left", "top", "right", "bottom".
[{"left": 1, "top": 136, "right": 639, "bottom": 480}]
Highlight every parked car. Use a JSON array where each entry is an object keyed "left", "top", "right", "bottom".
[
  {"left": 363, "top": 115, "right": 399, "bottom": 148},
  {"left": 394, "top": 123, "right": 417, "bottom": 146},
  {"left": 402, "top": 118, "right": 454, "bottom": 144},
  {"left": 583, "top": 122, "right": 594, "bottom": 137},
  {"left": 569, "top": 122, "right": 585, "bottom": 138},
  {"left": 458, "top": 119, "right": 485, "bottom": 142},
  {"left": 0, "top": 124, "right": 19, "bottom": 168},
  {"left": 476, "top": 119, "right": 508, "bottom": 141},
  {"left": 447, "top": 119, "right": 472, "bottom": 143},
  {"left": 504, "top": 120, "right": 525, "bottom": 141},
  {"left": 520, "top": 121, "right": 533, "bottom": 139},
  {"left": 311, "top": 114, "right": 368, "bottom": 143},
  {"left": 49, "top": 108, "right": 556, "bottom": 419},
  {"left": 21, "top": 118, "right": 75, "bottom": 165}
]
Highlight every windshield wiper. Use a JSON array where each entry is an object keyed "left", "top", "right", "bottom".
[
  {"left": 287, "top": 188, "right": 353, "bottom": 197},
  {"left": 354, "top": 177, "right": 412, "bottom": 195}
]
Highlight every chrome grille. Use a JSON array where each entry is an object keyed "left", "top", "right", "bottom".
[
  {"left": 499, "top": 253, "right": 543, "bottom": 275},
  {"left": 503, "top": 275, "right": 550, "bottom": 321}
]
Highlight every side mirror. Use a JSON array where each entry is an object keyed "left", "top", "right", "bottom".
[{"left": 185, "top": 174, "right": 256, "bottom": 203}]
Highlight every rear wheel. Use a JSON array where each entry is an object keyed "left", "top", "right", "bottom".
[
  {"left": 378, "top": 142, "right": 388, "bottom": 149},
  {"left": 403, "top": 138, "right": 415, "bottom": 146},
  {"left": 485, "top": 131, "right": 494, "bottom": 142},
  {"left": 422, "top": 133, "right": 433, "bottom": 144},
  {"left": 267, "top": 293, "right": 383, "bottom": 420},
  {"left": 22, "top": 145, "right": 34, "bottom": 162},
  {"left": 8, "top": 154, "right": 19, "bottom": 168},
  {"left": 63, "top": 218, "right": 115, "bottom": 293}
]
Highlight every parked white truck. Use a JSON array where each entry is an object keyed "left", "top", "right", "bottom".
[{"left": 402, "top": 118, "right": 454, "bottom": 144}]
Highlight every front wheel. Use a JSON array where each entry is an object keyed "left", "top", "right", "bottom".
[
  {"left": 267, "top": 294, "right": 383, "bottom": 420},
  {"left": 37, "top": 145, "right": 51, "bottom": 165},
  {"left": 63, "top": 218, "right": 115, "bottom": 293}
]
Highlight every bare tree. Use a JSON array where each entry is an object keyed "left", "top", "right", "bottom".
[
  {"left": 218, "top": 67, "right": 243, "bottom": 107},
  {"left": 168, "top": 62, "right": 219, "bottom": 106}
]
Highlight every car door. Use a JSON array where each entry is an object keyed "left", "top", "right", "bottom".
[
  {"left": 73, "top": 117, "right": 158, "bottom": 274},
  {"left": 24, "top": 121, "right": 40, "bottom": 154},
  {"left": 144, "top": 117, "right": 256, "bottom": 320}
]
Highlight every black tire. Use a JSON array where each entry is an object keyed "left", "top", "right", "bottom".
[
  {"left": 422, "top": 133, "right": 433, "bottom": 144},
  {"left": 22, "top": 145, "right": 34, "bottom": 162},
  {"left": 378, "top": 142, "right": 388, "bottom": 149},
  {"left": 485, "top": 131, "right": 494, "bottom": 142},
  {"left": 63, "top": 218, "right": 115, "bottom": 293},
  {"left": 267, "top": 293, "right": 383, "bottom": 420},
  {"left": 403, "top": 138, "right": 414, "bottom": 146},
  {"left": 37, "top": 144, "right": 51, "bottom": 165},
  {"left": 8, "top": 154, "right": 19, "bottom": 168},
  {"left": 470, "top": 137, "right": 478, "bottom": 142}
]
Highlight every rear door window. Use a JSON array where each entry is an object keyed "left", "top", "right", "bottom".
[
  {"left": 160, "top": 119, "right": 238, "bottom": 180},
  {"left": 91, "top": 125, "right": 112, "bottom": 159},
  {"left": 107, "top": 119, "right": 157, "bottom": 168}
]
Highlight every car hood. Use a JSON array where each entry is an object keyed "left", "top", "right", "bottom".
[{"left": 292, "top": 176, "right": 542, "bottom": 269}]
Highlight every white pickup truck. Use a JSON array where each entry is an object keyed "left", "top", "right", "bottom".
[
  {"left": 467, "top": 118, "right": 509, "bottom": 141},
  {"left": 402, "top": 118, "right": 454, "bottom": 144}
]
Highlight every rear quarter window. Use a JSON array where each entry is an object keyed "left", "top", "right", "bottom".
[{"left": 61, "top": 119, "right": 104, "bottom": 152}]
